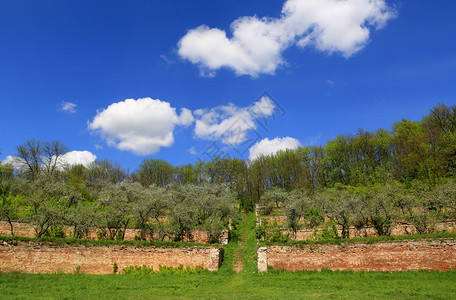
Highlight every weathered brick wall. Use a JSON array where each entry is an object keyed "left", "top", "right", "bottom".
[
  {"left": 259, "top": 239, "right": 456, "bottom": 272},
  {"left": 0, "top": 240, "right": 223, "bottom": 274},
  {"left": 0, "top": 221, "right": 227, "bottom": 244}
]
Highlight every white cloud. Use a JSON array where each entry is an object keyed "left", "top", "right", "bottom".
[
  {"left": 2, "top": 155, "right": 25, "bottom": 170},
  {"left": 178, "top": 0, "right": 395, "bottom": 76},
  {"left": 88, "top": 98, "right": 194, "bottom": 155},
  {"left": 188, "top": 147, "right": 197, "bottom": 155},
  {"left": 194, "top": 96, "right": 275, "bottom": 145},
  {"left": 59, "top": 151, "right": 97, "bottom": 167},
  {"left": 59, "top": 101, "right": 77, "bottom": 114},
  {"left": 249, "top": 137, "right": 301, "bottom": 160}
]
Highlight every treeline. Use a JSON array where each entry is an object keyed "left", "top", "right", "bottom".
[
  {"left": 0, "top": 156, "right": 236, "bottom": 241},
  {"left": 0, "top": 103, "right": 455, "bottom": 240}
]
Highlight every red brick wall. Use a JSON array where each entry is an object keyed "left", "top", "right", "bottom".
[
  {"left": 260, "top": 239, "right": 456, "bottom": 272},
  {"left": 0, "top": 240, "right": 222, "bottom": 274}
]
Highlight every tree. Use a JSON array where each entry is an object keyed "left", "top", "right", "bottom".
[
  {"left": 261, "top": 187, "right": 287, "bottom": 211},
  {"left": 15, "top": 139, "right": 68, "bottom": 178},
  {"left": 365, "top": 187, "right": 396, "bottom": 236},
  {"left": 132, "top": 184, "right": 170, "bottom": 241},
  {"left": 24, "top": 175, "right": 68, "bottom": 237},
  {"left": 320, "top": 186, "right": 356, "bottom": 239},
  {"left": 284, "top": 190, "right": 308, "bottom": 240},
  {"left": 96, "top": 182, "right": 133, "bottom": 240},
  {"left": 137, "top": 159, "right": 175, "bottom": 187}
]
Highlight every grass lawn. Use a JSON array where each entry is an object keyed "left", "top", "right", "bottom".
[{"left": 1, "top": 270, "right": 456, "bottom": 299}]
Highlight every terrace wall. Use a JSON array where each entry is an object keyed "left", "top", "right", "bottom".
[
  {"left": 258, "top": 239, "right": 456, "bottom": 272},
  {"left": 0, "top": 239, "right": 223, "bottom": 274}
]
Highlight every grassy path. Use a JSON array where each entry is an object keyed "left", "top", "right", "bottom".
[{"left": 219, "top": 211, "right": 258, "bottom": 274}]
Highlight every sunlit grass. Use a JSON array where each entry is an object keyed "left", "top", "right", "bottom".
[{"left": 1, "top": 270, "right": 456, "bottom": 299}]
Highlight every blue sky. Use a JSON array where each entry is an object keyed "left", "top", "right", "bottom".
[{"left": 1, "top": 0, "right": 455, "bottom": 171}]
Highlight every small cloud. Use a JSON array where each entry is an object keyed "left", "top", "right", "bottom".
[
  {"left": 302, "top": 134, "right": 323, "bottom": 146},
  {"left": 249, "top": 137, "right": 301, "bottom": 160},
  {"left": 188, "top": 147, "right": 197, "bottom": 155},
  {"left": 327, "top": 80, "right": 335, "bottom": 87},
  {"left": 160, "top": 54, "right": 175, "bottom": 64},
  {"left": 58, "top": 101, "right": 77, "bottom": 114}
]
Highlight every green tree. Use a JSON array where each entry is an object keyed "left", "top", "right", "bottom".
[{"left": 137, "top": 159, "right": 175, "bottom": 187}]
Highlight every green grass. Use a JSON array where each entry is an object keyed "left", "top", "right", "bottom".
[
  {"left": 1, "top": 270, "right": 456, "bottom": 299},
  {"left": 219, "top": 211, "right": 257, "bottom": 274}
]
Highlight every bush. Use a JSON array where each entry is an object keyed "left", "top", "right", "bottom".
[{"left": 312, "top": 220, "right": 339, "bottom": 241}]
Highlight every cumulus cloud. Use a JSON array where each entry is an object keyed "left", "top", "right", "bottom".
[
  {"left": 194, "top": 96, "right": 275, "bottom": 145},
  {"left": 248, "top": 137, "right": 301, "bottom": 160},
  {"left": 59, "top": 101, "right": 77, "bottom": 114},
  {"left": 88, "top": 98, "right": 194, "bottom": 155},
  {"left": 59, "top": 151, "right": 97, "bottom": 167},
  {"left": 178, "top": 0, "right": 395, "bottom": 76},
  {"left": 2, "top": 155, "right": 25, "bottom": 170}
]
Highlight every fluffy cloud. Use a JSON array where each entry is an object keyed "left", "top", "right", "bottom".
[
  {"left": 59, "top": 101, "right": 77, "bottom": 114},
  {"left": 59, "top": 151, "right": 97, "bottom": 167},
  {"left": 249, "top": 137, "right": 301, "bottom": 160},
  {"left": 88, "top": 98, "right": 194, "bottom": 155},
  {"left": 178, "top": 0, "right": 395, "bottom": 76},
  {"left": 2, "top": 155, "right": 24, "bottom": 170},
  {"left": 194, "top": 96, "right": 275, "bottom": 145}
]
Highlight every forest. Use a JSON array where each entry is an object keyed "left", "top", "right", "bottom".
[{"left": 0, "top": 103, "right": 455, "bottom": 242}]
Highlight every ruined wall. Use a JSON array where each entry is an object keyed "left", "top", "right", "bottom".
[
  {"left": 0, "top": 240, "right": 223, "bottom": 274},
  {"left": 258, "top": 239, "right": 456, "bottom": 272},
  {"left": 0, "top": 221, "right": 228, "bottom": 244}
]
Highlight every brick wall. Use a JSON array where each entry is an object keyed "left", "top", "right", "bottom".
[
  {"left": 0, "top": 240, "right": 223, "bottom": 274},
  {"left": 258, "top": 239, "right": 456, "bottom": 272}
]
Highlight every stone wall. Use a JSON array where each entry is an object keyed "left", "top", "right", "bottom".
[
  {"left": 0, "top": 239, "right": 223, "bottom": 274},
  {"left": 258, "top": 239, "right": 456, "bottom": 272},
  {"left": 0, "top": 221, "right": 228, "bottom": 244}
]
